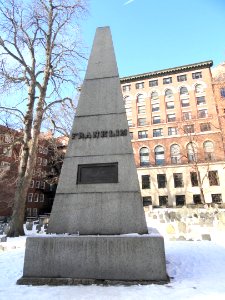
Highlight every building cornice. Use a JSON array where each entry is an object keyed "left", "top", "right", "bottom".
[{"left": 120, "top": 60, "right": 213, "bottom": 83}]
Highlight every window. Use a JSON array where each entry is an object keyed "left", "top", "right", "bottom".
[
  {"left": 140, "top": 147, "right": 150, "bottom": 166},
  {"left": 129, "top": 132, "right": 133, "bottom": 139},
  {"left": 170, "top": 144, "right": 181, "bottom": 164},
  {"left": 200, "top": 123, "right": 211, "bottom": 132},
  {"left": 136, "top": 82, "right": 144, "bottom": 89},
  {"left": 184, "top": 124, "right": 194, "bottom": 134},
  {"left": 27, "top": 193, "right": 33, "bottom": 202},
  {"left": 152, "top": 116, "right": 161, "bottom": 124},
  {"left": 30, "top": 180, "right": 34, "bottom": 188},
  {"left": 193, "top": 194, "right": 201, "bottom": 204},
  {"left": 143, "top": 196, "right": 152, "bottom": 206},
  {"left": 173, "top": 173, "right": 184, "bottom": 187},
  {"left": 198, "top": 109, "right": 208, "bottom": 118},
  {"left": 168, "top": 127, "right": 178, "bottom": 135},
  {"left": 204, "top": 141, "right": 214, "bottom": 161},
  {"left": 137, "top": 94, "right": 145, "bottom": 104},
  {"left": 180, "top": 86, "right": 188, "bottom": 95},
  {"left": 196, "top": 96, "right": 206, "bottom": 105},
  {"left": 183, "top": 111, "right": 191, "bottom": 120},
  {"left": 190, "top": 172, "right": 198, "bottom": 186},
  {"left": 26, "top": 208, "right": 32, "bottom": 217},
  {"left": 127, "top": 119, "right": 133, "bottom": 127},
  {"left": 176, "top": 195, "right": 185, "bottom": 206},
  {"left": 211, "top": 194, "right": 222, "bottom": 203},
  {"left": 153, "top": 128, "right": 163, "bottom": 137},
  {"left": 138, "top": 105, "right": 146, "bottom": 114},
  {"left": 163, "top": 77, "right": 172, "bottom": 84},
  {"left": 33, "top": 208, "right": 38, "bottom": 217},
  {"left": 208, "top": 170, "right": 219, "bottom": 186},
  {"left": 43, "top": 158, "right": 47, "bottom": 166},
  {"left": 138, "top": 131, "right": 148, "bottom": 139},
  {"left": 4, "top": 134, "right": 13, "bottom": 143},
  {"left": 187, "top": 142, "right": 197, "bottom": 162},
  {"left": 195, "top": 84, "right": 204, "bottom": 93},
  {"left": 165, "top": 89, "right": 173, "bottom": 98},
  {"left": 40, "top": 181, "right": 45, "bottom": 189},
  {"left": 37, "top": 157, "right": 42, "bottom": 165},
  {"left": 142, "top": 175, "right": 150, "bottom": 189},
  {"left": 122, "top": 85, "right": 131, "bottom": 92},
  {"left": 177, "top": 74, "right": 187, "bottom": 82},
  {"left": 35, "top": 181, "right": 40, "bottom": 188},
  {"left": 138, "top": 118, "right": 146, "bottom": 126},
  {"left": 192, "top": 72, "right": 202, "bottom": 79},
  {"left": 159, "top": 196, "right": 168, "bottom": 206},
  {"left": 151, "top": 91, "right": 159, "bottom": 100},
  {"left": 167, "top": 113, "right": 176, "bottom": 122},
  {"left": 166, "top": 101, "right": 175, "bottom": 109},
  {"left": 181, "top": 98, "right": 190, "bottom": 107},
  {"left": 220, "top": 88, "right": 225, "bottom": 98},
  {"left": 43, "top": 147, "right": 48, "bottom": 155},
  {"left": 155, "top": 145, "right": 165, "bottom": 165},
  {"left": 124, "top": 96, "right": 132, "bottom": 106},
  {"left": 152, "top": 103, "right": 160, "bottom": 112},
  {"left": 34, "top": 194, "right": 39, "bottom": 202},
  {"left": 126, "top": 107, "right": 132, "bottom": 115},
  {"left": 157, "top": 174, "right": 167, "bottom": 188},
  {"left": 3, "top": 146, "right": 12, "bottom": 157},
  {"left": 149, "top": 80, "right": 158, "bottom": 87},
  {"left": 39, "top": 194, "right": 45, "bottom": 202}
]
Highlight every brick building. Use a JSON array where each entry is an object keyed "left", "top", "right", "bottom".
[
  {"left": 120, "top": 60, "right": 225, "bottom": 207},
  {"left": 0, "top": 128, "right": 58, "bottom": 219}
]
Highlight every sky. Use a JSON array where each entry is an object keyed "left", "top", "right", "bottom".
[{"left": 81, "top": 0, "right": 225, "bottom": 77}]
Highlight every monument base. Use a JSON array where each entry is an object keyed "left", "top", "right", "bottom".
[{"left": 17, "top": 234, "right": 169, "bottom": 285}]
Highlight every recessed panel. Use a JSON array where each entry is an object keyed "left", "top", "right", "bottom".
[{"left": 77, "top": 163, "right": 118, "bottom": 184}]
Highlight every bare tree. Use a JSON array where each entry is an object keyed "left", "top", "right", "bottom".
[{"left": 0, "top": 0, "right": 88, "bottom": 236}]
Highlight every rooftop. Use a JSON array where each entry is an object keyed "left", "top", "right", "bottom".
[{"left": 120, "top": 60, "right": 213, "bottom": 83}]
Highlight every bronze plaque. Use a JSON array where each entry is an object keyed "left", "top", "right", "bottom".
[{"left": 77, "top": 163, "right": 118, "bottom": 184}]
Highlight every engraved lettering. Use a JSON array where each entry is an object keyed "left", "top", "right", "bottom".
[
  {"left": 109, "top": 130, "right": 115, "bottom": 137},
  {"left": 85, "top": 132, "right": 92, "bottom": 139},
  {"left": 93, "top": 131, "right": 100, "bottom": 138},
  {"left": 115, "top": 129, "right": 120, "bottom": 136},
  {"left": 72, "top": 133, "right": 79, "bottom": 139},
  {"left": 101, "top": 130, "right": 108, "bottom": 137},
  {"left": 78, "top": 132, "right": 85, "bottom": 139},
  {"left": 120, "top": 129, "right": 128, "bottom": 136}
]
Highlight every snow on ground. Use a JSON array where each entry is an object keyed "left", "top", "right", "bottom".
[{"left": 0, "top": 228, "right": 225, "bottom": 299}]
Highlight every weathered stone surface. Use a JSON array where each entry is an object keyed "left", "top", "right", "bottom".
[
  {"left": 169, "top": 212, "right": 176, "bottom": 222},
  {"left": 26, "top": 222, "right": 33, "bottom": 231},
  {"left": 166, "top": 224, "right": 175, "bottom": 234},
  {"left": 48, "top": 26, "right": 147, "bottom": 235},
  {"left": 19, "top": 236, "right": 168, "bottom": 283},
  {"left": 178, "top": 222, "right": 187, "bottom": 234},
  {"left": 201, "top": 234, "right": 211, "bottom": 241}
]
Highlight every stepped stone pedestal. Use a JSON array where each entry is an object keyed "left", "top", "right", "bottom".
[{"left": 17, "top": 27, "right": 168, "bottom": 285}]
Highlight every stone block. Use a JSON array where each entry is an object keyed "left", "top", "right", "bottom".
[
  {"left": 18, "top": 235, "right": 168, "bottom": 284},
  {"left": 178, "top": 222, "right": 187, "bottom": 234},
  {"left": 26, "top": 222, "right": 33, "bottom": 231},
  {"left": 201, "top": 234, "right": 211, "bottom": 241}
]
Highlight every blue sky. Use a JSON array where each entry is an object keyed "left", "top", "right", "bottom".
[{"left": 82, "top": 0, "right": 225, "bottom": 77}]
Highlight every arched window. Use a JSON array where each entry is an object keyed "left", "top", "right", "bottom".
[
  {"left": 203, "top": 141, "right": 214, "bottom": 161},
  {"left": 170, "top": 144, "right": 181, "bottom": 164},
  {"left": 151, "top": 91, "right": 158, "bottom": 100},
  {"left": 124, "top": 96, "right": 131, "bottom": 106},
  {"left": 165, "top": 89, "right": 173, "bottom": 98},
  {"left": 180, "top": 86, "right": 188, "bottom": 95},
  {"left": 140, "top": 147, "right": 150, "bottom": 166},
  {"left": 195, "top": 84, "right": 204, "bottom": 93},
  {"left": 137, "top": 94, "right": 145, "bottom": 104},
  {"left": 155, "top": 145, "right": 165, "bottom": 165},
  {"left": 186, "top": 142, "right": 197, "bottom": 163}
]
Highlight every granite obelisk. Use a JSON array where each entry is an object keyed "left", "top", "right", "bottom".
[
  {"left": 47, "top": 26, "right": 148, "bottom": 235},
  {"left": 18, "top": 27, "right": 168, "bottom": 285}
]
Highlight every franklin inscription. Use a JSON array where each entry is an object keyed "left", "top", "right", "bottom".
[{"left": 72, "top": 129, "right": 127, "bottom": 139}]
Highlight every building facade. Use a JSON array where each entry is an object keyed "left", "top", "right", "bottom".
[{"left": 120, "top": 61, "right": 225, "bottom": 207}]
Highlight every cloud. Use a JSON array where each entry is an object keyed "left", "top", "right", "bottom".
[{"left": 124, "top": 0, "right": 135, "bottom": 5}]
